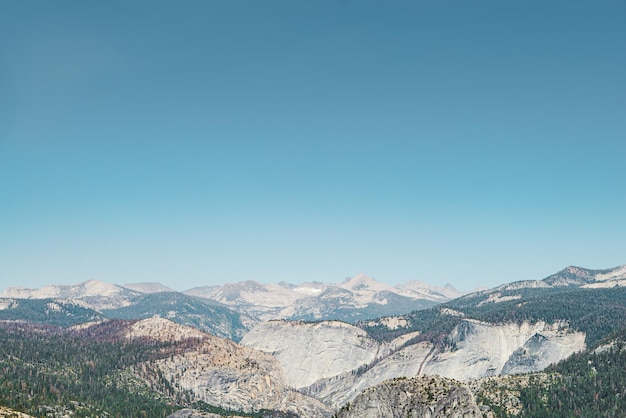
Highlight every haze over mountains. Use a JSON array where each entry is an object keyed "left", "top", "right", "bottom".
[
  {"left": 2, "top": 264, "right": 626, "bottom": 417},
  {"left": 4, "top": 264, "right": 625, "bottom": 328},
  {"left": 1, "top": 273, "right": 465, "bottom": 329}
]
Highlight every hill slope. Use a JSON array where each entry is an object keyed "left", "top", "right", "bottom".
[
  {"left": 103, "top": 292, "right": 253, "bottom": 341},
  {"left": 0, "top": 318, "right": 330, "bottom": 418}
]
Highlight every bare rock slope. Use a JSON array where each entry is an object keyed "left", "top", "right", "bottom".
[
  {"left": 127, "top": 318, "right": 331, "bottom": 417},
  {"left": 242, "top": 318, "right": 585, "bottom": 409},
  {"left": 240, "top": 320, "right": 383, "bottom": 388}
]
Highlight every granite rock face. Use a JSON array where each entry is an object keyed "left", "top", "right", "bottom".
[
  {"left": 0, "top": 406, "right": 35, "bottom": 417},
  {"left": 126, "top": 319, "right": 332, "bottom": 417},
  {"left": 423, "top": 319, "right": 585, "bottom": 381},
  {"left": 243, "top": 318, "right": 585, "bottom": 409},
  {"left": 304, "top": 341, "right": 436, "bottom": 409},
  {"left": 240, "top": 320, "right": 383, "bottom": 388}
]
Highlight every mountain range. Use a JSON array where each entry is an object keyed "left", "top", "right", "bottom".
[
  {"left": 1, "top": 273, "right": 465, "bottom": 339},
  {"left": 1, "top": 264, "right": 626, "bottom": 417}
]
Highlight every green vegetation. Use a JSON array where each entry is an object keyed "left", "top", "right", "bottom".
[
  {"left": 362, "top": 287, "right": 626, "bottom": 348},
  {"left": 0, "top": 322, "right": 283, "bottom": 418},
  {"left": 463, "top": 287, "right": 626, "bottom": 347},
  {"left": 102, "top": 292, "right": 248, "bottom": 341},
  {"left": 518, "top": 330, "right": 626, "bottom": 417},
  {"left": 0, "top": 325, "right": 177, "bottom": 416},
  {"left": 0, "top": 299, "right": 105, "bottom": 327},
  {"left": 359, "top": 307, "right": 462, "bottom": 345},
  {"left": 288, "top": 292, "right": 437, "bottom": 324},
  {"left": 478, "top": 332, "right": 626, "bottom": 418}
]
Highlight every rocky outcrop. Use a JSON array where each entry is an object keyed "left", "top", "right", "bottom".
[
  {"left": 501, "top": 329, "right": 585, "bottom": 375},
  {"left": 132, "top": 319, "right": 331, "bottom": 417},
  {"left": 104, "top": 292, "right": 253, "bottom": 341},
  {"left": 240, "top": 320, "right": 383, "bottom": 388},
  {"left": 0, "top": 406, "right": 34, "bottom": 417},
  {"left": 125, "top": 317, "right": 206, "bottom": 342},
  {"left": 303, "top": 340, "right": 435, "bottom": 409},
  {"left": 335, "top": 376, "right": 483, "bottom": 418},
  {"left": 423, "top": 319, "right": 585, "bottom": 380},
  {"left": 246, "top": 318, "right": 585, "bottom": 409}
]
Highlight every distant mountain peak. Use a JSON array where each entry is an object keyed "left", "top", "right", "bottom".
[
  {"left": 542, "top": 266, "right": 595, "bottom": 286},
  {"left": 543, "top": 264, "right": 626, "bottom": 287},
  {"left": 2, "top": 279, "right": 126, "bottom": 299},
  {"left": 342, "top": 273, "right": 376, "bottom": 285},
  {"left": 123, "top": 282, "right": 175, "bottom": 294},
  {"left": 352, "top": 272, "right": 374, "bottom": 281},
  {"left": 1, "top": 280, "right": 140, "bottom": 311}
]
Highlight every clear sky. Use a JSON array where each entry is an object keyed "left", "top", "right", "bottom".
[{"left": 1, "top": 0, "right": 625, "bottom": 292}]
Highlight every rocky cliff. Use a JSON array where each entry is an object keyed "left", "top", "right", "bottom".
[
  {"left": 304, "top": 340, "right": 435, "bottom": 409},
  {"left": 240, "top": 320, "right": 383, "bottom": 388},
  {"left": 129, "top": 319, "right": 331, "bottom": 417},
  {"left": 423, "top": 319, "right": 585, "bottom": 381},
  {"left": 0, "top": 406, "right": 34, "bottom": 417},
  {"left": 335, "top": 376, "right": 484, "bottom": 418},
  {"left": 243, "top": 318, "right": 585, "bottom": 409}
]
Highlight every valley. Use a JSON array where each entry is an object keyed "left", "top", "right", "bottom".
[{"left": 1, "top": 265, "right": 626, "bottom": 417}]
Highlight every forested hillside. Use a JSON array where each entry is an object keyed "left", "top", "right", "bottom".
[
  {"left": 0, "top": 322, "right": 279, "bottom": 418},
  {"left": 476, "top": 330, "right": 626, "bottom": 418},
  {"left": 361, "top": 287, "right": 626, "bottom": 348}
]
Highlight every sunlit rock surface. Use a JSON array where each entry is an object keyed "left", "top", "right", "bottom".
[
  {"left": 423, "top": 319, "right": 585, "bottom": 380},
  {"left": 305, "top": 341, "right": 435, "bottom": 409},
  {"left": 240, "top": 320, "right": 382, "bottom": 388},
  {"left": 245, "top": 318, "right": 585, "bottom": 409},
  {"left": 132, "top": 319, "right": 331, "bottom": 417},
  {"left": 335, "top": 376, "right": 483, "bottom": 418}
]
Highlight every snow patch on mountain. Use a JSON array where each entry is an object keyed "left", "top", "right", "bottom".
[
  {"left": 293, "top": 285, "right": 324, "bottom": 295},
  {"left": 339, "top": 273, "right": 447, "bottom": 305},
  {"left": 185, "top": 274, "right": 458, "bottom": 323}
]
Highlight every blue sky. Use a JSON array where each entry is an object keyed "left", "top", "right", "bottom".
[{"left": 1, "top": 0, "right": 625, "bottom": 291}]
